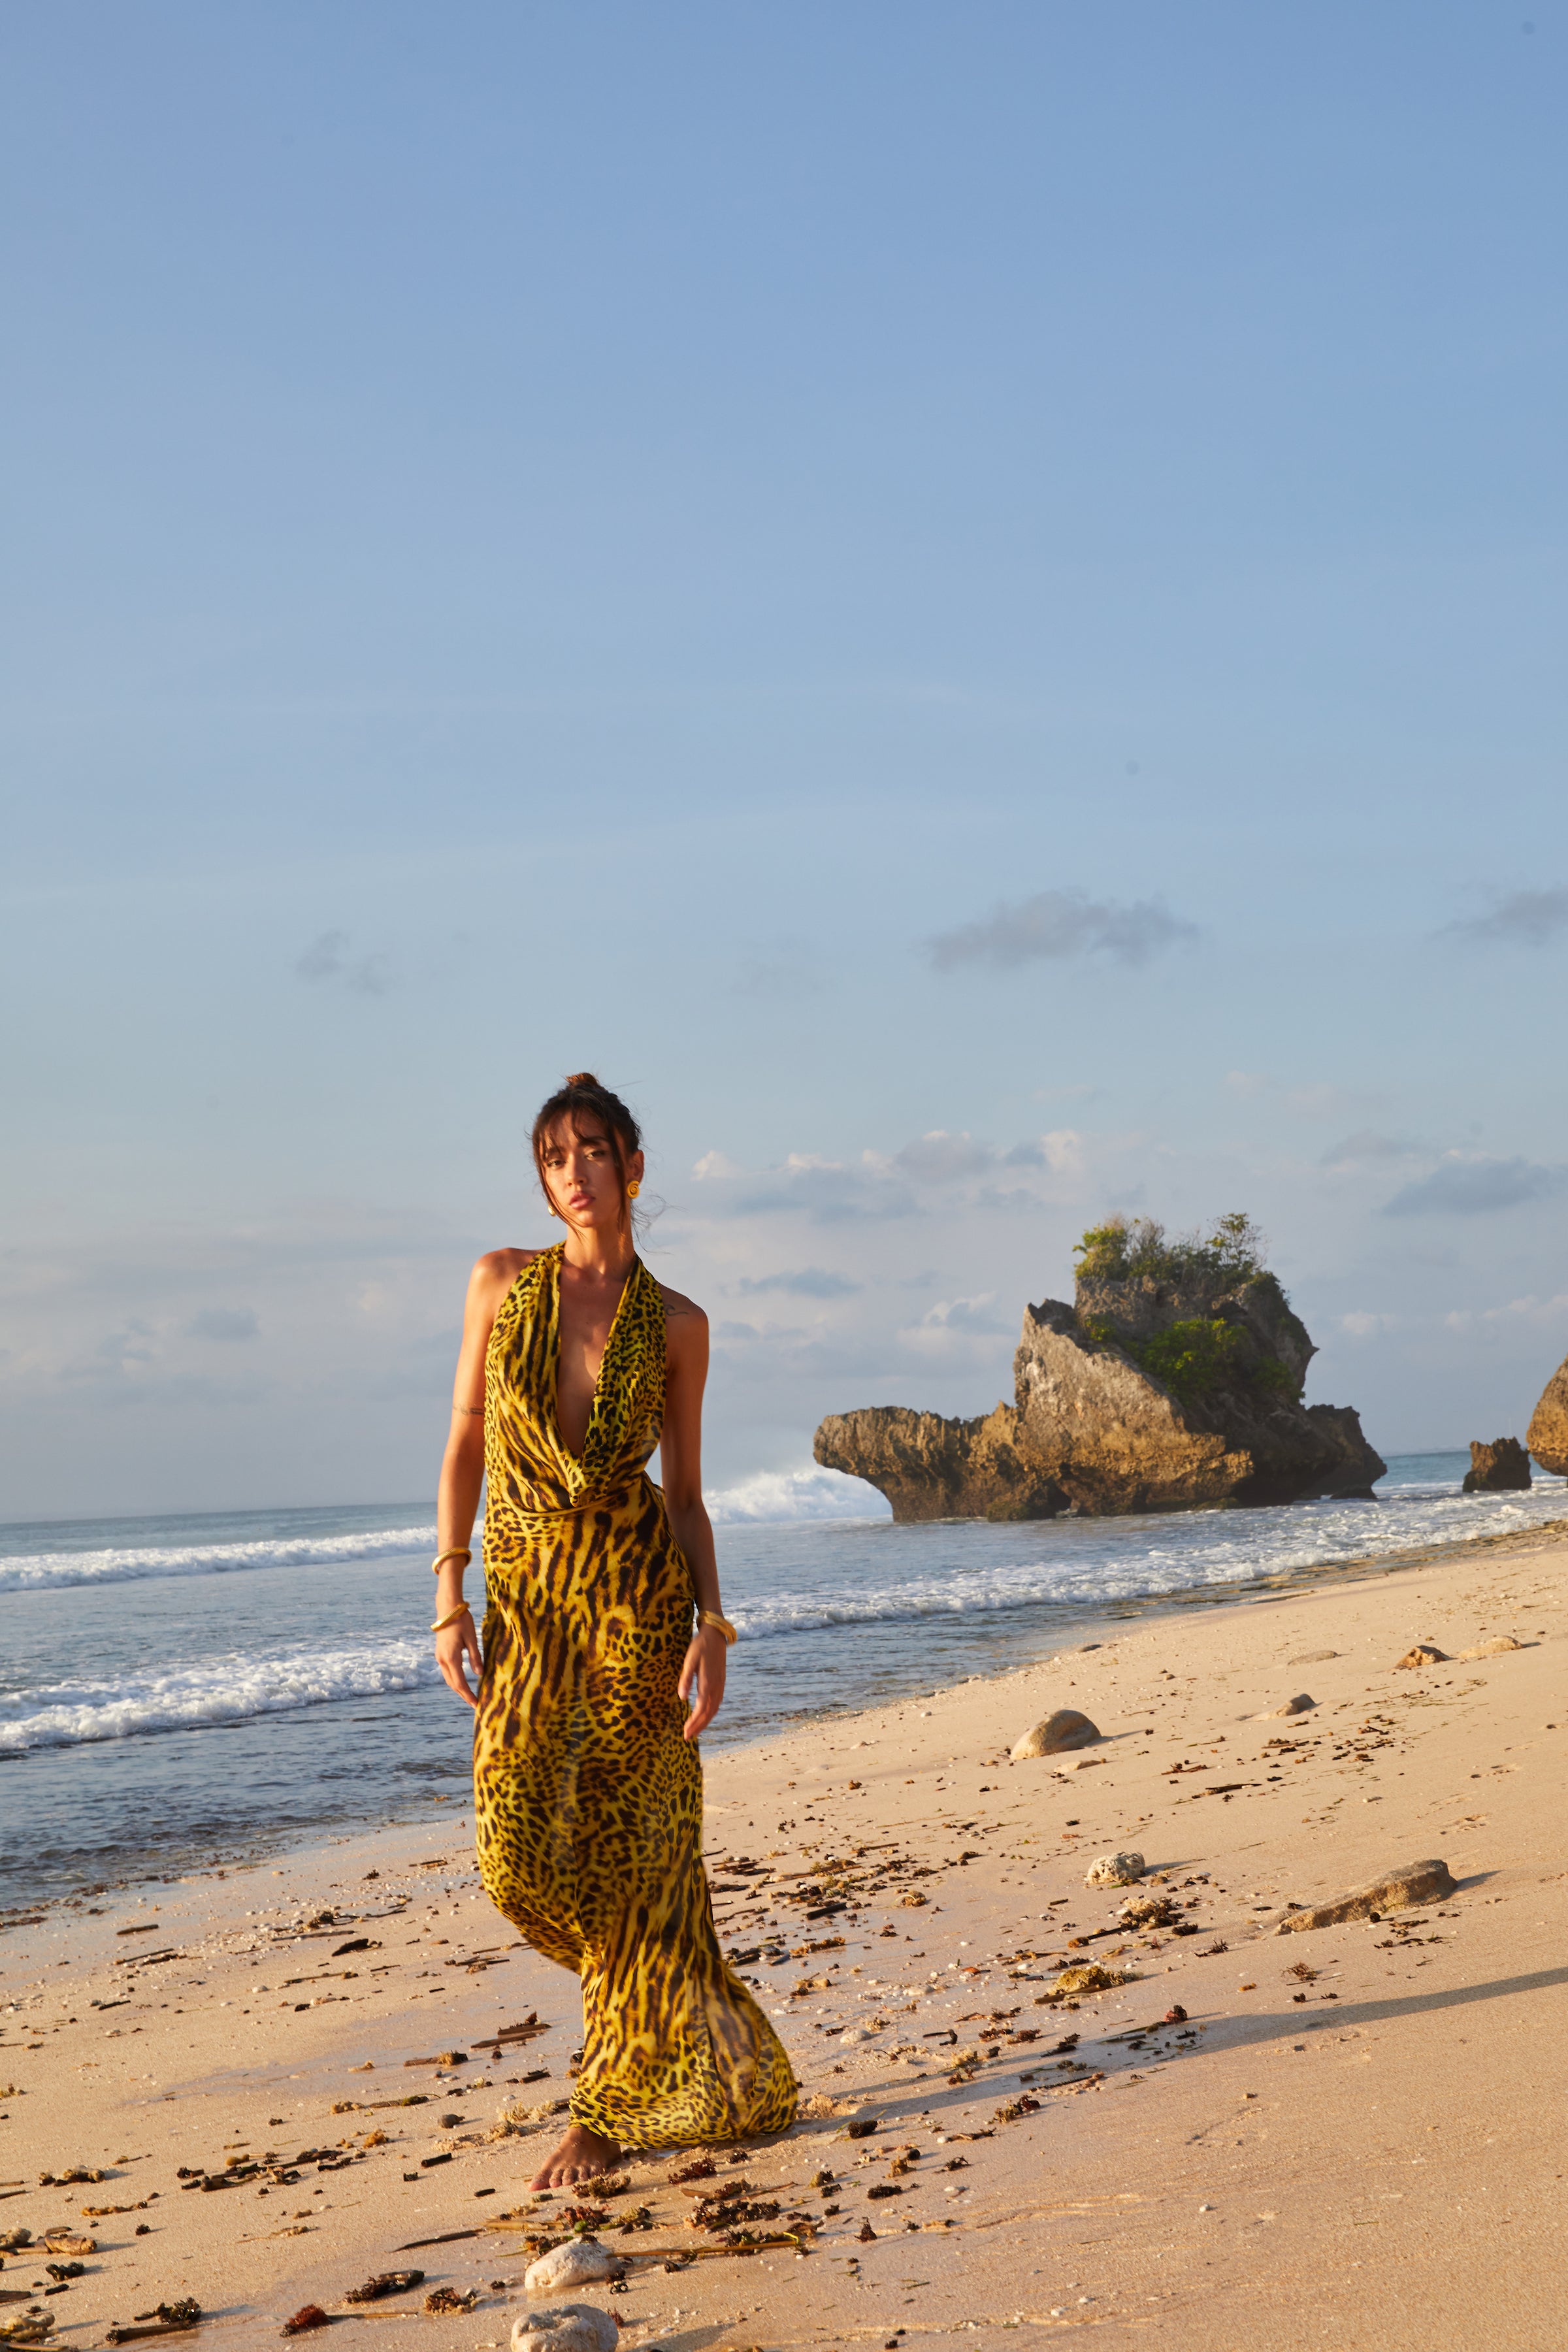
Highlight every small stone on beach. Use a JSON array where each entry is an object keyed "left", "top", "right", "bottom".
[
  {"left": 525, "top": 2241, "right": 621, "bottom": 2295},
  {"left": 512, "top": 2306, "right": 619, "bottom": 2352},
  {"left": 1085, "top": 1851, "right": 1144, "bottom": 1887},
  {"left": 1271, "top": 1858, "right": 1457, "bottom": 1933},
  {"left": 1011, "top": 1711, "right": 1100, "bottom": 1760}
]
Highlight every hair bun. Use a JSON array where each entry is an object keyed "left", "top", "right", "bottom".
[{"left": 564, "top": 1071, "right": 598, "bottom": 1088}]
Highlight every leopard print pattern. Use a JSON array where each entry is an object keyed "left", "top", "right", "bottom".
[{"left": 472, "top": 1243, "right": 797, "bottom": 2149}]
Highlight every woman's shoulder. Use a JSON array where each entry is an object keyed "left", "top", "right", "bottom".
[
  {"left": 651, "top": 1275, "right": 708, "bottom": 1331},
  {"left": 468, "top": 1245, "right": 547, "bottom": 1299}
]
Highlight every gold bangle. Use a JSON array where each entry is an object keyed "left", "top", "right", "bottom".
[
  {"left": 431, "top": 1603, "right": 474, "bottom": 1634},
  {"left": 698, "top": 1609, "right": 738, "bottom": 1645},
  {"left": 431, "top": 1548, "right": 472, "bottom": 1575}
]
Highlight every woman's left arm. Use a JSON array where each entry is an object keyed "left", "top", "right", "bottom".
[{"left": 661, "top": 1294, "right": 727, "bottom": 1741}]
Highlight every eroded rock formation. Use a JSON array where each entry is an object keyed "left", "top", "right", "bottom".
[
  {"left": 1527, "top": 1352, "right": 1568, "bottom": 1476},
  {"left": 1462, "top": 1437, "right": 1531, "bottom": 1492},
  {"left": 814, "top": 1246, "right": 1385, "bottom": 1522}
]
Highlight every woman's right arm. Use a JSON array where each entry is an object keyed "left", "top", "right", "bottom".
[{"left": 433, "top": 1250, "right": 527, "bottom": 1707}]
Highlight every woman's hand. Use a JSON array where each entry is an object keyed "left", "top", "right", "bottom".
[
  {"left": 436, "top": 1609, "right": 482, "bottom": 1709},
  {"left": 678, "top": 1624, "right": 728, "bottom": 1741}
]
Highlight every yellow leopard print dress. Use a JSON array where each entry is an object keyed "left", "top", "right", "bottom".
[{"left": 472, "top": 1243, "right": 797, "bottom": 2149}]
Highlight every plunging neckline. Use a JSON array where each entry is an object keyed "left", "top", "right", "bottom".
[{"left": 551, "top": 1243, "right": 637, "bottom": 1466}]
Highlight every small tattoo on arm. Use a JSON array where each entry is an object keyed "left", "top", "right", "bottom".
[{"left": 453, "top": 1404, "right": 484, "bottom": 1417}]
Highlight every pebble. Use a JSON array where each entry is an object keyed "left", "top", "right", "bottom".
[
  {"left": 1011, "top": 1710, "right": 1101, "bottom": 1760},
  {"left": 512, "top": 2304, "right": 619, "bottom": 2352},
  {"left": 524, "top": 2241, "right": 622, "bottom": 2295},
  {"left": 1394, "top": 1644, "right": 1449, "bottom": 1669},
  {"left": 1459, "top": 1636, "right": 1525, "bottom": 1659},
  {"left": 1085, "top": 1850, "right": 1145, "bottom": 1887}
]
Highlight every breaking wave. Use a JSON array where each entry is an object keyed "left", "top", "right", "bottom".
[
  {"left": 703, "top": 1465, "right": 887, "bottom": 1524},
  {"left": 0, "top": 1466, "right": 887, "bottom": 1593},
  {"left": 0, "top": 1525, "right": 438, "bottom": 1595},
  {"left": 0, "top": 1639, "right": 440, "bottom": 1754}
]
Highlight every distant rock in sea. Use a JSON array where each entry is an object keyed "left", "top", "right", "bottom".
[
  {"left": 814, "top": 1211, "right": 1385, "bottom": 1522},
  {"left": 1527, "top": 1351, "right": 1568, "bottom": 1476},
  {"left": 1462, "top": 1436, "right": 1531, "bottom": 1492}
]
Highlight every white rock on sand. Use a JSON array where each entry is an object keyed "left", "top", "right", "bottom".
[
  {"left": 513, "top": 2304, "right": 620, "bottom": 2352},
  {"left": 1011, "top": 1708, "right": 1100, "bottom": 1758},
  {"left": 525, "top": 2239, "right": 623, "bottom": 2295},
  {"left": 1085, "top": 1849, "right": 1145, "bottom": 1886}
]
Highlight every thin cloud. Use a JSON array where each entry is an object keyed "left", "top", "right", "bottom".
[
  {"left": 894, "top": 1131, "right": 996, "bottom": 1183},
  {"left": 730, "top": 941, "right": 825, "bottom": 1000},
  {"left": 1382, "top": 1154, "right": 1568, "bottom": 1217},
  {"left": 926, "top": 888, "right": 1198, "bottom": 972},
  {"left": 1436, "top": 888, "right": 1568, "bottom": 949},
  {"left": 725, "top": 1154, "right": 920, "bottom": 1225},
  {"left": 894, "top": 1128, "right": 1084, "bottom": 1183},
  {"left": 734, "top": 1268, "right": 862, "bottom": 1298},
  {"left": 186, "top": 1307, "right": 260, "bottom": 1342},
  {"left": 1321, "top": 1130, "right": 1423, "bottom": 1170},
  {"left": 295, "top": 932, "right": 394, "bottom": 994}
]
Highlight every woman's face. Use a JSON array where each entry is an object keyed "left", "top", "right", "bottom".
[{"left": 538, "top": 1117, "right": 644, "bottom": 1233}]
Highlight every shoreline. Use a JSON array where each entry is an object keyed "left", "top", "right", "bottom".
[
  {"left": 7, "top": 1507, "right": 1564, "bottom": 1925},
  {"left": 1, "top": 1518, "right": 1565, "bottom": 2345}
]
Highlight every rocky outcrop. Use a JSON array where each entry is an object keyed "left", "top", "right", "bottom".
[
  {"left": 1462, "top": 1436, "right": 1531, "bottom": 1492},
  {"left": 1527, "top": 1352, "right": 1568, "bottom": 1475},
  {"left": 809, "top": 1401, "right": 1069, "bottom": 1523},
  {"left": 814, "top": 1254, "right": 1385, "bottom": 1522}
]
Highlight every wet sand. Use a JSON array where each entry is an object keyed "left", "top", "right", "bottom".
[{"left": 3, "top": 1523, "right": 1566, "bottom": 2351}]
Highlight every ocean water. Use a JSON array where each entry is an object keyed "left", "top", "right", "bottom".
[{"left": 1, "top": 1454, "right": 1561, "bottom": 1906}]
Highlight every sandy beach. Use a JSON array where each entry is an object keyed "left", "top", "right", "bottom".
[{"left": 3, "top": 1517, "right": 1565, "bottom": 2352}]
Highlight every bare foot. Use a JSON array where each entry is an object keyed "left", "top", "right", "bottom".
[{"left": 530, "top": 2120, "right": 622, "bottom": 2190}]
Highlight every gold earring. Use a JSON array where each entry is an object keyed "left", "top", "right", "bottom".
[{"left": 627, "top": 1181, "right": 641, "bottom": 1200}]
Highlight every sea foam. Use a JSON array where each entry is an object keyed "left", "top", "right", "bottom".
[
  {"left": 704, "top": 1464, "right": 887, "bottom": 1524},
  {"left": 0, "top": 1467, "right": 885, "bottom": 1593},
  {"left": 0, "top": 1525, "right": 438, "bottom": 1595},
  {"left": 0, "top": 1639, "right": 440, "bottom": 1753}
]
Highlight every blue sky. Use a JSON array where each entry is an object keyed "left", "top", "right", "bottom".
[{"left": 3, "top": 2, "right": 1565, "bottom": 1516}]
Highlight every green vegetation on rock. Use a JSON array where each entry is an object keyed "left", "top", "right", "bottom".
[
  {"left": 1072, "top": 1210, "right": 1305, "bottom": 1407},
  {"left": 1073, "top": 1209, "right": 1269, "bottom": 1286},
  {"left": 1132, "top": 1315, "right": 1246, "bottom": 1402},
  {"left": 1139, "top": 1316, "right": 1294, "bottom": 1402}
]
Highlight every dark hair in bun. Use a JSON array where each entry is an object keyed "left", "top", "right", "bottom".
[{"left": 531, "top": 1073, "right": 643, "bottom": 1224}]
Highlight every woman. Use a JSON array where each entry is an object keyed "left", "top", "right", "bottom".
[{"left": 431, "top": 1072, "right": 797, "bottom": 2188}]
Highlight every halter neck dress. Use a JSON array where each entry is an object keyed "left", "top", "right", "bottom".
[{"left": 472, "top": 1243, "right": 797, "bottom": 2149}]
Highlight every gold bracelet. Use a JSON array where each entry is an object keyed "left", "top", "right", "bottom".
[
  {"left": 431, "top": 1603, "right": 474, "bottom": 1634},
  {"left": 431, "top": 1548, "right": 472, "bottom": 1575},
  {"left": 698, "top": 1609, "right": 738, "bottom": 1645}
]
